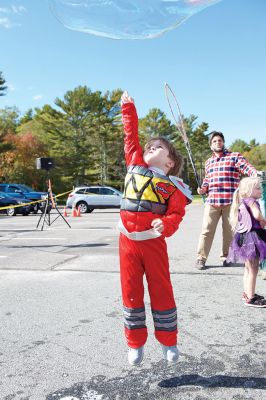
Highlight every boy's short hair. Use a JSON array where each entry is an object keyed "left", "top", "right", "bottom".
[
  {"left": 209, "top": 131, "right": 225, "bottom": 145},
  {"left": 145, "top": 136, "right": 184, "bottom": 176}
]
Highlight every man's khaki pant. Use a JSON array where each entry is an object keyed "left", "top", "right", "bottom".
[{"left": 197, "top": 204, "right": 233, "bottom": 262}]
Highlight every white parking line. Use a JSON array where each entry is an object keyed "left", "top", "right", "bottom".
[{"left": 12, "top": 238, "right": 67, "bottom": 240}]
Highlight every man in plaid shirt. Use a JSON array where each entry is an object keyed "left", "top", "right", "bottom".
[{"left": 195, "top": 131, "right": 257, "bottom": 270}]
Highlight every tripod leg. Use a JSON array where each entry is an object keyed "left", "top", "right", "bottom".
[
  {"left": 36, "top": 201, "right": 46, "bottom": 229},
  {"left": 41, "top": 200, "right": 50, "bottom": 231},
  {"left": 55, "top": 205, "right": 71, "bottom": 228},
  {"left": 36, "top": 212, "right": 43, "bottom": 229}
]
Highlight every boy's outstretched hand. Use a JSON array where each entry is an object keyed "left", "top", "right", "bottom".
[
  {"left": 151, "top": 218, "right": 164, "bottom": 233},
  {"left": 121, "top": 91, "right": 134, "bottom": 105}
]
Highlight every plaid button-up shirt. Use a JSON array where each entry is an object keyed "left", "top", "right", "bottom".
[{"left": 201, "top": 151, "right": 257, "bottom": 207}]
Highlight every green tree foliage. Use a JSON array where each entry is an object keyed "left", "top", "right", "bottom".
[
  {"left": 229, "top": 138, "right": 265, "bottom": 171},
  {"left": 19, "top": 109, "right": 34, "bottom": 125},
  {"left": 243, "top": 144, "right": 266, "bottom": 171},
  {"left": 0, "top": 106, "right": 20, "bottom": 134},
  {"left": 0, "top": 132, "right": 47, "bottom": 187},
  {"left": 3, "top": 83, "right": 263, "bottom": 194},
  {"left": 229, "top": 138, "right": 259, "bottom": 153},
  {"left": 0, "top": 72, "right": 7, "bottom": 96},
  {"left": 0, "top": 106, "right": 20, "bottom": 154},
  {"left": 35, "top": 86, "right": 124, "bottom": 191},
  {"left": 139, "top": 108, "right": 176, "bottom": 144}
]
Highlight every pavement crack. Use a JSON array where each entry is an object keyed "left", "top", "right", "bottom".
[{"left": 51, "top": 255, "right": 79, "bottom": 270}]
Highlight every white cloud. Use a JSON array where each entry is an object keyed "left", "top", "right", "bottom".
[
  {"left": 7, "top": 83, "right": 15, "bottom": 91},
  {"left": 33, "top": 94, "right": 43, "bottom": 101},
  {"left": 0, "top": 7, "right": 9, "bottom": 14},
  {"left": 11, "top": 5, "right": 27, "bottom": 15},
  {"left": 0, "top": 17, "right": 12, "bottom": 28},
  {"left": 0, "top": 4, "right": 26, "bottom": 28}
]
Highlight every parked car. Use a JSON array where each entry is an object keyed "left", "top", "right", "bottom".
[
  {"left": 0, "top": 192, "right": 32, "bottom": 216},
  {"left": 0, "top": 183, "right": 50, "bottom": 213},
  {"left": 66, "top": 185, "right": 123, "bottom": 213}
]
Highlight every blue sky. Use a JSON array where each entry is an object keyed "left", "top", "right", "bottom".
[{"left": 1, "top": 0, "right": 265, "bottom": 146}]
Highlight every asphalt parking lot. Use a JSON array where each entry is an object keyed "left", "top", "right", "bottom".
[{"left": 0, "top": 205, "right": 265, "bottom": 400}]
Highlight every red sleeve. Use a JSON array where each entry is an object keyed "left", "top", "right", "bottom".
[
  {"left": 122, "top": 102, "right": 146, "bottom": 167},
  {"left": 161, "top": 189, "right": 187, "bottom": 237}
]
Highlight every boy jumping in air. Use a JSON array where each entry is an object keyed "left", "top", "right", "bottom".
[{"left": 119, "top": 91, "right": 192, "bottom": 366}]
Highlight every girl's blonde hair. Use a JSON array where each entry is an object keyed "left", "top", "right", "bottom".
[{"left": 230, "top": 176, "right": 261, "bottom": 230}]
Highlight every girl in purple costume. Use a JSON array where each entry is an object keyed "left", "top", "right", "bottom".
[{"left": 227, "top": 177, "right": 266, "bottom": 307}]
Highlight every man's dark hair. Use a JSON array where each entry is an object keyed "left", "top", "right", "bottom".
[{"left": 209, "top": 131, "right": 225, "bottom": 145}]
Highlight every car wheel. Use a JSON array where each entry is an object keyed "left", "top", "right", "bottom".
[
  {"left": 6, "top": 206, "right": 16, "bottom": 216},
  {"left": 76, "top": 201, "right": 90, "bottom": 213}
]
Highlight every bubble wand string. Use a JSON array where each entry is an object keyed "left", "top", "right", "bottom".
[{"left": 164, "top": 83, "right": 205, "bottom": 202}]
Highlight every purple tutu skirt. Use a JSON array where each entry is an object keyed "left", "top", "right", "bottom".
[{"left": 227, "top": 229, "right": 266, "bottom": 264}]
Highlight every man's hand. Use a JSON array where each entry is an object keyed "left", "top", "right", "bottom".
[
  {"left": 121, "top": 91, "right": 134, "bottom": 105},
  {"left": 197, "top": 187, "right": 207, "bottom": 195},
  {"left": 151, "top": 218, "right": 164, "bottom": 233}
]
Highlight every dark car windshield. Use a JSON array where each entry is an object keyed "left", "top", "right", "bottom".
[
  {"left": 16, "top": 184, "right": 33, "bottom": 192},
  {"left": 0, "top": 192, "right": 16, "bottom": 199}
]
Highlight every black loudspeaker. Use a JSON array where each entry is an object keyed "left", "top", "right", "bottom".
[{"left": 36, "top": 157, "right": 55, "bottom": 170}]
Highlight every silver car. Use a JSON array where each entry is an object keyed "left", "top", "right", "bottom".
[{"left": 66, "top": 185, "right": 123, "bottom": 213}]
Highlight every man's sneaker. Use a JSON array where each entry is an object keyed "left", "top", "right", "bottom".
[
  {"left": 245, "top": 297, "right": 266, "bottom": 308},
  {"left": 161, "top": 345, "right": 179, "bottom": 363},
  {"left": 128, "top": 346, "right": 144, "bottom": 366},
  {"left": 195, "top": 259, "right": 206, "bottom": 270},
  {"left": 242, "top": 292, "right": 264, "bottom": 302}
]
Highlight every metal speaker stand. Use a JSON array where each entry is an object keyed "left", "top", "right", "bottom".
[{"left": 36, "top": 175, "right": 71, "bottom": 231}]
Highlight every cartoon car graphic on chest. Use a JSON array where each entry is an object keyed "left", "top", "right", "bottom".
[{"left": 155, "top": 182, "right": 176, "bottom": 200}]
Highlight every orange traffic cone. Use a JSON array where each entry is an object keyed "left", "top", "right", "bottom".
[
  {"left": 72, "top": 203, "right": 77, "bottom": 217},
  {"left": 63, "top": 206, "right": 68, "bottom": 217},
  {"left": 76, "top": 205, "right": 81, "bottom": 217}
]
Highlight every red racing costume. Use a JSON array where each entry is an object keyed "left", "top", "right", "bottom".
[{"left": 119, "top": 102, "right": 191, "bottom": 349}]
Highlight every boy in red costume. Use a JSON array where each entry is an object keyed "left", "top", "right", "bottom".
[{"left": 119, "top": 91, "right": 192, "bottom": 366}]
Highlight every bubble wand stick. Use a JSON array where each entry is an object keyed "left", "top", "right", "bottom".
[{"left": 164, "top": 83, "right": 204, "bottom": 202}]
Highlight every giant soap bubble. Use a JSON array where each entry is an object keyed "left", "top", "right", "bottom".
[{"left": 49, "top": 0, "right": 222, "bottom": 40}]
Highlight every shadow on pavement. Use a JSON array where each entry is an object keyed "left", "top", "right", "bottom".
[
  {"left": 7, "top": 243, "right": 110, "bottom": 249},
  {"left": 46, "top": 373, "right": 266, "bottom": 400},
  {"left": 158, "top": 374, "right": 266, "bottom": 389},
  {"left": 205, "top": 263, "right": 244, "bottom": 270}
]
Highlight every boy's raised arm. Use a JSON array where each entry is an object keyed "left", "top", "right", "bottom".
[
  {"left": 121, "top": 91, "right": 145, "bottom": 167},
  {"left": 121, "top": 91, "right": 134, "bottom": 105}
]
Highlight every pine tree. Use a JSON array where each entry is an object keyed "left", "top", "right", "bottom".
[{"left": 0, "top": 72, "right": 7, "bottom": 96}]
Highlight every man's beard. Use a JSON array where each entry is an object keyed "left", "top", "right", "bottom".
[{"left": 212, "top": 145, "right": 225, "bottom": 153}]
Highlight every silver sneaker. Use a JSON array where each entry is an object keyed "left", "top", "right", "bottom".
[
  {"left": 128, "top": 346, "right": 144, "bottom": 366},
  {"left": 161, "top": 345, "right": 179, "bottom": 363}
]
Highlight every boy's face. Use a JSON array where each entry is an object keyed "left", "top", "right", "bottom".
[{"left": 143, "top": 140, "right": 174, "bottom": 173}]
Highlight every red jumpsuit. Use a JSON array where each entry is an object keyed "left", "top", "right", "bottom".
[{"left": 120, "top": 102, "right": 189, "bottom": 349}]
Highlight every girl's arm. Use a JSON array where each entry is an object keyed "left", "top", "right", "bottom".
[{"left": 249, "top": 202, "right": 266, "bottom": 228}]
